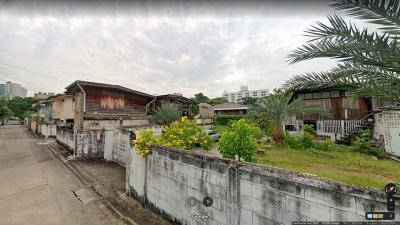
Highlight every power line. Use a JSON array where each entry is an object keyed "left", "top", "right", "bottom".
[
  {"left": 0, "top": 50, "right": 115, "bottom": 82},
  {"left": 0, "top": 61, "right": 68, "bottom": 83}
]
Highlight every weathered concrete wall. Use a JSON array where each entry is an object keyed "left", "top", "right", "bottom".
[
  {"left": 40, "top": 124, "right": 57, "bottom": 138},
  {"left": 56, "top": 128, "right": 75, "bottom": 150},
  {"left": 127, "top": 146, "right": 400, "bottom": 225},
  {"left": 83, "top": 118, "right": 149, "bottom": 130}
]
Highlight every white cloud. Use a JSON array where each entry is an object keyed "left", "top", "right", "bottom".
[{"left": 0, "top": 1, "right": 341, "bottom": 98}]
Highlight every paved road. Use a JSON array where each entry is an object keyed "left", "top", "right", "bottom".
[{"left": 0, "top": 125, "right": 126, "bottom": 225}]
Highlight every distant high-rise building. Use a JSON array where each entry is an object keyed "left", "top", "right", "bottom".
[
  {"left": 0, "top": 81, "right": 27, "bottom": 99},
  {"left": 222, "top": 85, "right": 269, "bottom": 103}
]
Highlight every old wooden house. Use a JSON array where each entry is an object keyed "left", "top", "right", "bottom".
[
  {"left": 65, "top": 80, "right": 153, "bottom": 131},
  {"left": 147, "top": 94, "right": 192, "bottom": 117},
  {"left": 286, "top": 88, "right": 373, "bottom": 142}
]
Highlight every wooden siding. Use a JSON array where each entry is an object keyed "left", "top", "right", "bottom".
[
  {"left": 84, "top": 87, "right": 147, "bottom": 116},
  {"left": 302, "top": 96, "right": 370, "bottom": 120}
]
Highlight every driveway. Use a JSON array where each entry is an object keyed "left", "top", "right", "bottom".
[{"left": 0, "top": 125, "right": 126, "bottom": 225}]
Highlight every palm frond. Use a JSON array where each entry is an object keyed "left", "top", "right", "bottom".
[{"left": 332, "top": 0, "right": 400, "bottom": 35}]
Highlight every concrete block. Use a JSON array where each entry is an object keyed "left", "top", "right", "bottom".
[
  {"left": 252, "top": 184, "right": 286, "bottom": 209},
  {"left": 304, "top": 186, "right": 357, "bottom": 212},
  {"left": 240, "top": 180, "right": 253, "bottom": 198},
  {"left": 210, "top": 172, "right": 220, "bottom": 185},
  {"left": 239, "top": 169, "right": 277, "bottom": 190},
  {"left": 355, "top": 196, "right": 391, "bottom": 216},
  {"left": 285, "top": 195, "right": 331, "bottom": 221},
  {"left": 239, "top": 208, "right": 253, "bottom": 225},
  {"left": 252, "top": 213, "right": 280, "bottom": 225},
  {"left": 276, "top": 179, "right": 304, "bottom": 198},
  {"left": 330, "top": 207, "right": 365, "bottom": 221}
]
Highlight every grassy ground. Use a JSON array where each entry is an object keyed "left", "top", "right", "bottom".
[{"left": 255, "top": 146, "right": 400, "bottom": 189}]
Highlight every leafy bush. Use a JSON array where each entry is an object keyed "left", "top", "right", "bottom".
[
  {"left": 249, "top": 125, "right": 263, "bottom": 140},
  {"left": 149, "top": 103, "right": 181, "bottom": 125},
  {"left": 214, "top": 115, "right": 243, "bottom": 126},
  {"left": 160, "top": 117, "right": 213, "bottom": 150},
  {"left": 299, "top": 133, "right": 315, "bottom": 149},
  {"left": 284, "top": 132, "right": 315, "bottom": 149},
  {"left": 218, "top": 119, "right": 257, "bottom": 162},
  {"left": 133, "top": 129, "right": 159, "bottom": 157},
  {"left": 316, "top": 140, "right": 337, "bottom": 152},
  {"left": 354, "top": 130, "right": 384, "bottom": 157},
  {"left": 303, "top": 124, "right": 316, "bottom": 136}
]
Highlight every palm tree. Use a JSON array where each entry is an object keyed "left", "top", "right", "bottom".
[
  {"left": 149, "top": 103, "right": 181, "bottom": 126},
  {"left": 287, "top": 0, "right": 400, "bottom": 104},
  {"left": 248, "top": 90, "right": 324, "bottom": 144}
]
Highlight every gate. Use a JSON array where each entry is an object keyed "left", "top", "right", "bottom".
[
  {"left": 112, "top": 130, "right": 129, "bottom": 167},
  {"left": 75, "top": 130, "right": 105, "bottom": 159}
]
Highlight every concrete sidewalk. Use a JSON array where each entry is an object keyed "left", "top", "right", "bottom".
[
  {"left": 0, "top": 125, "right": 126, "bottom": 225},
  {"left": 48, "top": 140, "right": 172, "bottom": 225}
]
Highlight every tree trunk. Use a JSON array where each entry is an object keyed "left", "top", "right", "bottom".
[{"left": 272, "top": 128, "right": 284, "bottom": 144}]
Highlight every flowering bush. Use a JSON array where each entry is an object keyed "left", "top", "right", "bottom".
[
  {"left": 160, "top": 117, "right": 213, "bottom": 150},
  {"left": 218, "top": 119, "right": 257, "bottom": 162},
  {"left": 133, "top": 129, "right": 158, "bottom": 157}
]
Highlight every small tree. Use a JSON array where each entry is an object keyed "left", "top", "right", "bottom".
[
  {"left": 0, "top": 105, "right": 13, "bottom": 122},
  {"left": 150, "top": 103, "right": 181, "bottom": 125},
  {"left": 218, "top": 119, "right": 257, "bottom": 162},
  {"left": 248, "top": 90, "right": 324, "bottom": 144}
]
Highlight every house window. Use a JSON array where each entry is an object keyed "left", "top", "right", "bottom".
[
  {"left": 252, "top": 92, "right": 258, "bottom": 97},
  {"left": 245, "top": 92, "right": 249, "bottom": 97}
]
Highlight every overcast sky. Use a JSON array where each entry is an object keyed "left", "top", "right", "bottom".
[{"left": 0, "top": 0, "right": 339, "bottom": 97}]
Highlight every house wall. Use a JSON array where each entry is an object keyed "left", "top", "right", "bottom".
[
  {"left": 84, "top": 87, "right": 148, "bottom": 115},
  {"left": 373, "top": 110, "right": 400, "bottom": 156},
  {"left": 296, "top": 91, "right": 370, "bottom": 120},
  {"left": 82, "top": 118, "right": 149, "bottom": 130},
  {"left": 214, "top": 109, "right": 246, "bottom": 116},
  {"left": 53, "top": 96, "right": 75, "bottom": 120},
  {"left": 127, "top": 146, "right": 399, "bottom": 225}
]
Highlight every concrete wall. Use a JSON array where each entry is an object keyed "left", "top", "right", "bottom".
[
  {"left": 127, "top": 146, "right": 400, "bottom": 225},
  {"left": 83, "top": 118, "right": 149, "bottom": 130},
  {"left": 40, "top": 124, "right": 57, "bottom": 138},
  {"left": 56, "top": 129, "right": 75, "bottom": 150}
]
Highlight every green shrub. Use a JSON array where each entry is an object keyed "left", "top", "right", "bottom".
[
  {"left": 249, "top": 125, "right": 263, "bottom": 140},
  {"left": 160, "top": 116, "right": 213, "bottom": 150},
  {"left": 316, "top": 140, "right": 337, "bottom": 152},
  {"left": 354, "top": 130, "right": 384, "bottom": 157},
  {"left": 303, "top": 124, "right": 316, "bottom": 136},
  {"left": 218, "top": 119, "right": 257, "bottom": 162},
  {"left": 284, "top": 132, "right": 301, "bottom": 149},
  {"left": 284, "top": 132, "right": 315, "bottom": 150},
  {"left": 299, "top": 133, "right": 315, "bottom": 149},
  {"left": 214, "top": 115, "right": 243, "bottom": 126}
]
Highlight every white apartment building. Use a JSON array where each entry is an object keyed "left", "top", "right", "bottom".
[
  {"left": 0, "top": 81, "right": 27, "bottom": 99},
  {"left": 222, "top": 85, "right": 269, "bottom": 103}
]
